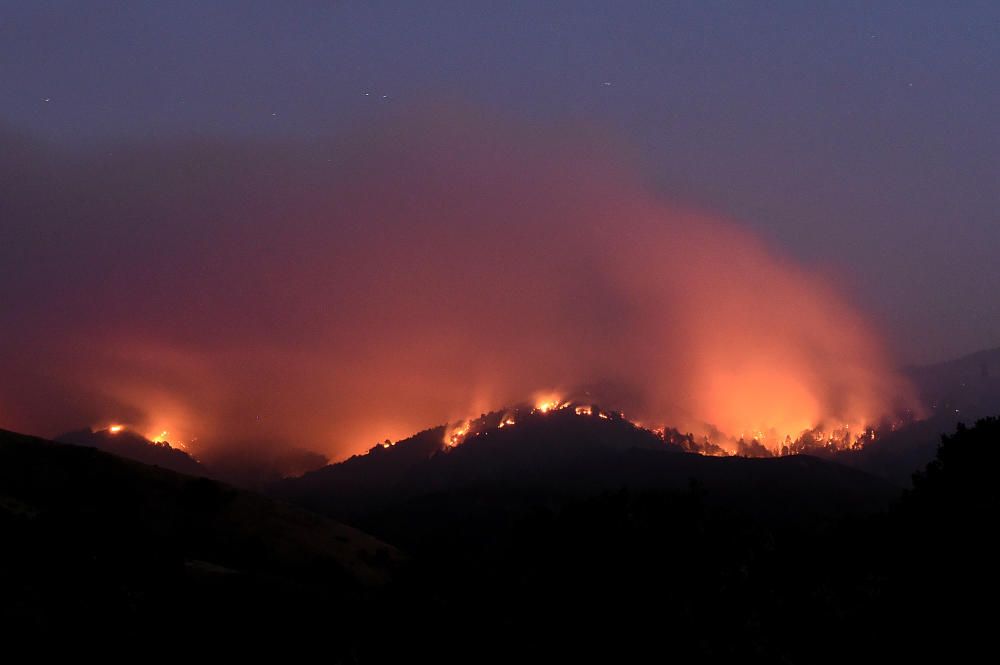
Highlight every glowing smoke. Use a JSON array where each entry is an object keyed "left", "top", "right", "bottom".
[{"left": 0, "top": 113, "right": 918, "bottom": 461}]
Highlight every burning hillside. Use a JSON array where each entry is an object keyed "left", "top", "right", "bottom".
[
  {"left": 379, "top": 392, "right": 914, "bottom": 462},
  {"left": 275, "top": 391, "right": 902, "bottom": 527}
]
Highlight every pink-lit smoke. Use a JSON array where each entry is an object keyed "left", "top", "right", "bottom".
[{"left": 0, "top": 113, "right": 918, "bottom": 461}]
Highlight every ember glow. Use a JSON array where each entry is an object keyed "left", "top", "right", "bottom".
[{"left": 0, "top": 115, "right": 920, "bottom": 462}]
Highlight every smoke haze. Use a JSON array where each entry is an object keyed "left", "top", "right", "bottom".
[{"left": 0, "top": 113, "right": 918, "bottom": 461}]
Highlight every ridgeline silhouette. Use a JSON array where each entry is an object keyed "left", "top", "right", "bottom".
[{"left": 1, "top": 412, "right": 997, "bottom": 660}]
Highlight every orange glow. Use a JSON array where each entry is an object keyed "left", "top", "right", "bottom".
[
  {"left": 108, "top": 424, "right": 124, "bottom": 433},
  {"left": 694, "top": 364, "right": 820, "bottom": 447}
]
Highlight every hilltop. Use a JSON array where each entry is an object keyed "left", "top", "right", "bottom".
[{"left": 275, "top": 404, "right": 899, "bottom": 538}]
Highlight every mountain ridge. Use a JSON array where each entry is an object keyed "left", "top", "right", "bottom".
[{"left": 274, "top": 407, "right": 899, "bottom": 526}]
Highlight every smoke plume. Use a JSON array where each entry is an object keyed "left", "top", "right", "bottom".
[{"left": 0, "top": 113, "right": 918, "bottom": 461}]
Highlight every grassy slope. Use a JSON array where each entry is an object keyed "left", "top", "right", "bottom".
[
  {"left": 0, "top": 428, "right": 404, "bottom": 646},
  {"left": 0, "top": 428, "right": 401, "bottom": 584}
]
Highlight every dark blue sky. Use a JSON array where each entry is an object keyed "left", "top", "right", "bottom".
[{"left": 2, "top": 1, "right": 998, "bottom": 362}]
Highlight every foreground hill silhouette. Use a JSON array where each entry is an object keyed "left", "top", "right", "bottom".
[
  {"left": 3, "top": 414, "right": 996, "bottom": 660},
  {"left": 0, "top": 428, "right": 401, "bottom": 645},
  {"left": 355, "top": 417, "right": 999, "bottom": 663}
]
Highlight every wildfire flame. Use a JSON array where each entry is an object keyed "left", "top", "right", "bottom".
[
  {"left": 420, "top": 389, "right": 909, "bottom": 459},
  {"left": 533, "top": 395, "right": 565, "bottom": 413},
  {"left": 444, "top": 421, "right": 470, "bottom": 447}
]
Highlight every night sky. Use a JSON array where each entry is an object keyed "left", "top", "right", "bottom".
[{"left": 1, "top": 2, "right": 997, "bottom": 457}]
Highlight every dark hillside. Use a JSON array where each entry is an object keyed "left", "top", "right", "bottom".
[{"left": 0, "top": 429, "right": 401, "bottom": 646}]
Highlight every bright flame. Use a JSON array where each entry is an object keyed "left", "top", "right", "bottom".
[
  {"left": 375, "top": 389, "right": 908, "bottom": 463},
  {"left": 534, "top": 393, "right": 569, "bottom": 414},
  {"left": 108, "top": 424, "right": 124, "bottom": 433},
  {"left": 143, "top": 426, "right": 191, "bottom": 450},
  {"left": 444, "top": 421, "right": 470, "bottom": 446}
]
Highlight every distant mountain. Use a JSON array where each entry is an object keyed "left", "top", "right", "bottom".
[
  {"left": 808, "top": 414, "right": 953, "bottom": 486},
  {"left": 54, "top": 426, "right": 329, "bottom": 489},
  {"left": 907, "top": 346, "right": 1000, "bottom": 422},
  {"left": 826, "top": 346, "right": 1000, "bottom": 484},
  {"left": 0, "top": 428, "right": 402, "bottom": 642},
  {"left": 56, "top": 426, "right": 208, "bottom": 477}
]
